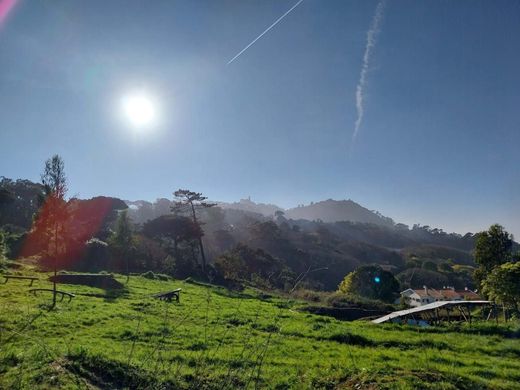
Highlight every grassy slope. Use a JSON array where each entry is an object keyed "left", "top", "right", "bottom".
[{"left": 0, "top": 268, "right": 519, "bottom": 389}]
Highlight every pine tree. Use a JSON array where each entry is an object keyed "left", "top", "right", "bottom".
[{"left": 172, "top": 190, "right": 215, "bottom": 274}]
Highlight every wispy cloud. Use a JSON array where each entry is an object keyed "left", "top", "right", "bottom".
[
  {"left": 352, "top": 0, "right": 386, "bottom": 145},
  {"left": 227, "top": 0, "right": 304, "bottom": 65}
]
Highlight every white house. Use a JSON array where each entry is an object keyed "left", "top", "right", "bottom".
[
  {"left": 400, "top": 286, "right": 480, "bottom": 307},
  {"left": 400, "top": 287, "right": 442, "bottom": 307}
]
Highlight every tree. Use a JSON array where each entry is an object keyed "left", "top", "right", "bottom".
[
  {"left": 438, "top": 261, "right": 453, "bottom": 273},
  {"left": 38, "top": 155, "right": 68, "bottom": 307},
  {"left": 214, "top": 244, "right": 293, "bottom": 289},
  {"left": 274, "top": 210, "right": 287, "bottom": 224},
  {"left": 422, "top": 260, "right": 438, "bottom": 272},
  {"left": 473, "top": 224, "right": 513, "bottom": 291},
  {"left": 0, "top": 230, "right": 8, "bottom": 260},
  {"left": 143, "top": 214, "right": 203, "bottom": 275},
  {"left": 0, "top": 187, "right": 14, "bottom": 205},
  {"left": 109, "top": 210, "right": 135, "bottom": 281},
  {"left": 0, "top": 178, "right": 45, "bottom": 229},
  {"left": 172, "top": 189, "right": 215, "bottom": 273},
  {"left": 136, "top": 201, "right": 154, "bottom": 223},
  {"left": 338, "top": 265, "right": 400, "bottom": 302},
  {"left": 153, "top": 198, "right": 172, "bottom": 218},
  {"left": 482, "top": 262, "right": 520, "bottom": 313}
]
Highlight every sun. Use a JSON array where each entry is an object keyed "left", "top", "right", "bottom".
[{"left": 121, "top": 92, "right": 158, "bottom": 128}]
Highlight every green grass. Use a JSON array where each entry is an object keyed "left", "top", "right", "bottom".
[{"left": 1, "top": 267, "right": 519, "bottom": 389}]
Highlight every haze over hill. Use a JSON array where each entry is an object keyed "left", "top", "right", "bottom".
[
  {"left": 285, "top": 199, "right": 395, "bottom": 226},
  {"left": 216, "top": 198, "right": 282, "bottom": 217},
  {"left": 4, "top": 176, "right": 518, "bottom": 291},
  {"left": 118, "top": 193, "right": 484, "bottom": 290},
  {"left": 215, "top": 198, "right": 394, "bottom": 226}
]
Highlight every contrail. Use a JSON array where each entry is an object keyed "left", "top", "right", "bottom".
[
  {"left": 351, "top": 0, "right": 386, "bottom": 144},
  {"left": 227, "top": 0, "right": 304, "bottom": 65}
]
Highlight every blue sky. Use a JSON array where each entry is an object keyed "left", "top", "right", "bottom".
[{"left": 1, "top": 0, "right": 519, "bottom": 237}]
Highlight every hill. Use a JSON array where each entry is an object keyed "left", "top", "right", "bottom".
[
  {"left": 1, "top": 267, "right": 519, "bottom": 389},
  {"left": 286, "top": 199, "right": 395, "bottom": 226},
  {"left": 0, "top": 178, "right": 483, "bottom": 291},
  {"left": 217, "top": 198, "right": 282, "bottom": 217}
]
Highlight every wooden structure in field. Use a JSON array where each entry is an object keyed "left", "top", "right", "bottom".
[
  {"left": 3, "top": 275, "right": 39, "bottom": 286},
  {"left": 372, "top": 300, "right": 494, "bottom": 325},
  {"left": 153, "top": 288, "right": 182, "bottom": 302}
]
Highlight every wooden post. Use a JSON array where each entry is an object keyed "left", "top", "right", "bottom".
[
  {"left": 458, "top": 306, "right": 468, "bottom": 322},
  {"left": 53, "top": 223, "right": 58, "bottom": 308}
]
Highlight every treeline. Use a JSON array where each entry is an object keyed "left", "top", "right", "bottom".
[{"left": 1, "top": 156, "right": 515, "bottom": 295}]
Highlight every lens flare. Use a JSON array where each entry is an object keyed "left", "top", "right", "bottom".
[{"left": 0, "top": 0, "right": 18, "bottom": 27}]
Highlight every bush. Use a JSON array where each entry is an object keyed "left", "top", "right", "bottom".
[
  {"left": 338, "top": 264, "right": 400, "bottom": 302},
  {"left": 290, "top": 289, "right": 327, "bottom": 303},
  {"left": 141, "top": 271, "right": 156, "bottom": 280},
  {"left": 214, "top": 244, "right": 295, "bottom": 289},
  {"left": 140, "top": 271, "right": 170, "bottom": 281},
  {"left": 327, "top": 291, "right": 395, "bottom": 311}
]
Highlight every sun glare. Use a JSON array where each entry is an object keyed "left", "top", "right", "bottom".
[{"left": 121, "top": 92, "right": 158, "bottom": 128}]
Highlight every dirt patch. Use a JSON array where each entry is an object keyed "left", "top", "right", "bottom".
[
  {"left": 65, "top": 350, "right": 170, "bottom": 389},
  {"left": 299, "top": 305, "right": 389, "bottom": 321},
  {"left": 313, "top": 368, "right": 488, "bottom": 390},
  {"left": 50, "top": 273, "right": 124, "bottom": 289}
]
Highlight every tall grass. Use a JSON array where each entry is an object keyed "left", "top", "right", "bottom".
[{"left": 0, "top": 269, "right": 519, "bottom": 389}]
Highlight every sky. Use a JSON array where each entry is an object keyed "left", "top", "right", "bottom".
[{"left": 0, "top": 0, "right": 519, "bottom": 237}]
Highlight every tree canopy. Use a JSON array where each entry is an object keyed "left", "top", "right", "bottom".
[
  {"left": 109, "top": 210, "right": 135, "bottom": 280},
  {"left": 473, "top": 224, "right": 513, "bottom": 290},
  {"left": 143, "top": 215, "right": 202, "bottom": 248},
  {"left": 482, "top": 261, "right": 520, "bottom": 311},
  {"left": 172, "top": 189, "right": 215, "bottom": 273},
  {"left": 338, "top": 265, "right": 400, "bottom": 302}
]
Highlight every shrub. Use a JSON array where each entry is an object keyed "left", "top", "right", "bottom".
[
  {"left": 338, "top": 264, "right": 399, "bottom": 302},
  {"left": 290, "top": 288, "right": 326, "bottom": 303},
  {"left": 141, "top": 271, "right": 156, "bottom": 279},
  {"left": 327, "top": 291, "right": 395, "bottom": 311}
]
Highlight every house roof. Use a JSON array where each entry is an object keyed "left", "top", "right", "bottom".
[
  {"left": 413, "top": 289, "right": 429, "bottom": 298},
  {"left": 459, "top": 290, "right": 481, "bottom": 300},
  {"left": 401, "top": 287, "right": 481, "bottom": 301},
  {"left": 413, "top": 288, "right": 442, "bottom": 298},
  {"left": 439, "top": 289, "right": 462, "bottom": 299}
]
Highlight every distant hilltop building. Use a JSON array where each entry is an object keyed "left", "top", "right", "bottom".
[{"left": 400, "top": 286, "right": 480, "bottom": 307}]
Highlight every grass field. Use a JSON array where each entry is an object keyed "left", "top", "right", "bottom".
[{"left": 1, "top": 266, "right": 519, "bottom": 389}]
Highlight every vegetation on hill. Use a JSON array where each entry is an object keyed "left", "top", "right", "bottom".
[
  {"left": 0, "top": 157, "right": 518, "bottom": 302},
  {"left": 338, "top": 265, "right": 400, "bottom": 302},
  {"left": 0, "top": 170, "right": 506, "bottom": 293},
  {"left": 285, "top": 199, "right": 395, "bottom": 226}
]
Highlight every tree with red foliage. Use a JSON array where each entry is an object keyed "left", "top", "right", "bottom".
[{"left": 36, "top": 155, "right": 69, "bottom": 307}]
